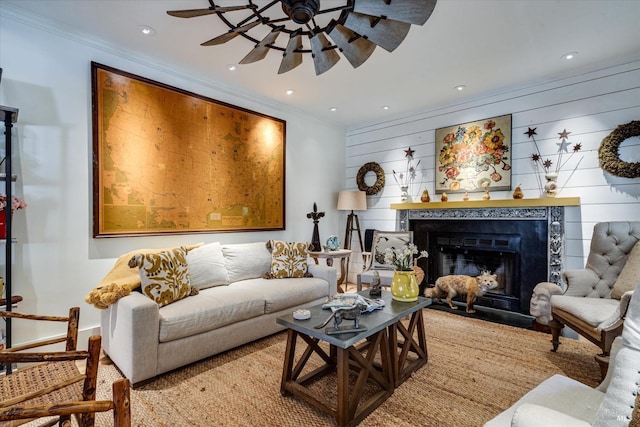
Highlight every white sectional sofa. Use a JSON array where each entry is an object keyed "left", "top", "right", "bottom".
[{"left": 100, "top": 242, "right": 337, "bottom": 385}]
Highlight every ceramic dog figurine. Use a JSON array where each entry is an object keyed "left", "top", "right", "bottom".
[{"left": 424, "top": 272, "right": 498, "bottom": 313}]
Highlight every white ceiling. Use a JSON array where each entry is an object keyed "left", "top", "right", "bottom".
[{"left": 3, "top": 0, "right": 640, "bottom": 128}]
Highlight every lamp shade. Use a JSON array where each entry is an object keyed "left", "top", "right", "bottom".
[{"left": 337, "top": 190, "right": 367, "bottom": 211}]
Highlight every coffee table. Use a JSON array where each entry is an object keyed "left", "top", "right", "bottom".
[{"left": 277, "top": 291, "right": 430, "bottom": 426}]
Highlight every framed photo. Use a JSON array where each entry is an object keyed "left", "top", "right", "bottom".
[
  {"left": 371, "top": 231, "right": 414, "bottom": 270},
  {"left": 91, "top": 62, "right": 286, "bottom": 237},
  {"left": 435, "top": 114, "right": 512, "bottom": 194}
]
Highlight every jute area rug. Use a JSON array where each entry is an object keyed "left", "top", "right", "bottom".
[{"left": 94, "top": 309, "right": 601, "bottom": 426}]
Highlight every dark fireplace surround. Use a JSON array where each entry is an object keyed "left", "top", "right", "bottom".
[{"left": 396, "top": 204, "right": 569, "bottom": 315}]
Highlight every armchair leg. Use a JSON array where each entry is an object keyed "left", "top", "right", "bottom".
[
  {"left": 548, "top": 318, "right": 564, "bottom": 352},
  {"left": 594, "top": 354, "right": 609, "bottom": 381}
]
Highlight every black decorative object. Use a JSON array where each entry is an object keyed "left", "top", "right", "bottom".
[
  {"left": 306, "top": 203, "right": 325, "bottom": 252},
  {"left": 369, "top": 270, "right": 382, "bottom": 297}
]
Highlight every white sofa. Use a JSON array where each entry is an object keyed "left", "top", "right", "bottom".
[
  {"left": 484, "top": 283, "right": 640, "bottom": 426},
  {"left": 100, "top": 242, "right": 337, "bottom": 385}
]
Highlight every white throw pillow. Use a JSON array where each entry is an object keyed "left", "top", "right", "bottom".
[
  {"left": 186, "top": 242, "right": 230, "bottom": 290},
  {"left": 222, "top": 242, "right": 271, "bottom": 283}
]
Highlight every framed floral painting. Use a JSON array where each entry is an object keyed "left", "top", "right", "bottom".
[{"left": 435, "top": 114, "right": 512, "bottom": 194}]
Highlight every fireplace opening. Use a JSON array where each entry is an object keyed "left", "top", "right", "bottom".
[
  {"left": 436, "top": 233, "right": 519, "bottom": 309},
  {"left": 412, "top": 218, "right": 548, "bottom": 314}
]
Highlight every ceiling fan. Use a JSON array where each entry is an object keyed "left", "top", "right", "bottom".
[{"left": 167, "top": 0, "right": 438, "bottom": 76}]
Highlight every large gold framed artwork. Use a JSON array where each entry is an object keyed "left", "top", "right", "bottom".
[
  {"left": 91, "top": 62, "right": 286, "bottom": 237},
  {"left": 435, "top": 114, "right": 512, "bottom": 194}
]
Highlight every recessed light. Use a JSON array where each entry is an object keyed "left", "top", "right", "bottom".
[
  {"left": 561, "top": 52, "right": 578, "bottom": 60},
  {"left": 382, "top": 106, "right": 390, "bottom": 110},
  {"left": 286, "top": 89, "right": 295, "bottom": 95},
  {"left": 226, "top": 64, "right": 237, "bottom": 71},
  {"left": 138, "top": 25, "right": 156, "bottom": 36},
  {"left": 454, "top": 85, "right": 466, "bottom": 91},
  {"left": 329, "top": 107, "right": 337, "bottom": 112}
]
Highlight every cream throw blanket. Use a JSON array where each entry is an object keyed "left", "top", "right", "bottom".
[{"left": 85, "top": 243, "right": 202, "bottom": 309}]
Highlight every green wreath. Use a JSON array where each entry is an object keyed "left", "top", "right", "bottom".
[
  {"left": 598, "top": 120, "right": 640, "bottom": 178},
  {"left": 356, "top": 162, "right": 385, "bottom": 195}
]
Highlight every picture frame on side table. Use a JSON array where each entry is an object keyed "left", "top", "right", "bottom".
[
  {"left": 371, "top": 231, "right": 414, "bottom": 270},
  {"left": 435, "top": 114, "right": 512, "bottom": 194}
]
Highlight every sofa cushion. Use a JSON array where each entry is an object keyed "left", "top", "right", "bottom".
[
  {"left": 231, "top": 277, "right": 329, "bottom": 314},
  {"left": 268, "top": 240, "right": 310, "bottom": 278},
  {"left": 550, "top": 295, "right": 619, "bottom": 327},
  {"left": 186, "top": 242, "right": 230, "bottom": 290},
  {"left": 611, "top": 241, "right": 640, "bottom": 300},
  {"left": 130, "top": 246, "right": 192, "bottom": 307},
  {"left": 222, "top": 242, "right": 271, "bottom": 283},
  {"left": 158, "top": 285, "right": 266, "bottom": 342}
]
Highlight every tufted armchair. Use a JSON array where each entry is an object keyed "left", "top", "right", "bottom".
[{"left": 549, "top": 221, "right": 640, "bottom": 378}]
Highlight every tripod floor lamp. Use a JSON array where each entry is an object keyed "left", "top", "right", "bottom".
[{"left": 337, "top": 190, "right": 367, "bottom": 262}]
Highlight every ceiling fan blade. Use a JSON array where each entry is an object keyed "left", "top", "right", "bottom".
[
  {"left": 343, "top": 11, "right": 410, "bottom": 52},
  {"left": 278, "top": 34, "right": 303, "bottom": 74},
  {"left": 328, "top": 23, "right": 376, "bottom": 69},
  {"left": 201, "top": 21, "right": 262, "bottom": 46},
  {"left": 239, "top": 28, "right": 283, "bottom": 64},
  {"left": 309, "top": 32, "right": 340, "bottom": 75},
  {"left": 353, "top": 0, "right": 438, "bottom": 26},
  {"left": 167, "top": 5, "right": 256, "bottom": 18}
]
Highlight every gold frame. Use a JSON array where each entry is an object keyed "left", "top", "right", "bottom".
[{"left": 91, "top": 63, "right": 286, "bottom": 237}]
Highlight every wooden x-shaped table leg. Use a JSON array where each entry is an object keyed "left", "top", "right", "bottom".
[{"left": 388, "top": 308, "right": 428, "bottom": 387}]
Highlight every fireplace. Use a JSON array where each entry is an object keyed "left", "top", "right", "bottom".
[
  {"left": 412, "top": 219, "right": 547, "bottom": 313},
  {"left": 393, "top": 200, "right": 578, "bottom": 316}
]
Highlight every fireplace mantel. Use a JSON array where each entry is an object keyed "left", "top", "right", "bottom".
[{"left": 390, "top": 196, "right": 580, "bottom": 211}]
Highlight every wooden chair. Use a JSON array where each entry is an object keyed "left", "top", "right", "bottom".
[
  {"left": 0, "top": 307, "right": 131, "bottom": 426},
  {"left": 357, "top": 230, "right": 414, "bottom": 291}
]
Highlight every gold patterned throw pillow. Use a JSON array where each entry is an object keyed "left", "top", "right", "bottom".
[
  {"left": 129, "top": 246, "right": 192, "bottom": 307},
  {"left": 268, "top": 241, "right": 310, "bottom": 279}
]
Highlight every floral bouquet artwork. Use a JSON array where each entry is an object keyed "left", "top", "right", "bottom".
[
  {"left": 526, "top": 127, "right": 583, "bottom": 197},
  {"left": 435, "top": 114, "right": 512, "bottom": 194}
]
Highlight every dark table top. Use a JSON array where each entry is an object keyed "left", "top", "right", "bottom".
[{"left": 277, "top": 290, "right": 430, "bottom": 349}]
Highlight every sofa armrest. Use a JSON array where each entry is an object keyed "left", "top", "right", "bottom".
[
  {"left": 511, "top": 404, "right": 591, "bottom": 427},
  {"left": 100, "top": 292, "right": 159, "bottom": 385},
  {"left": 307, "top": 264, "right": 338, "bottom": 296},
  {"left": 562, "top": 269, "right": 600, "bottom": 297}
]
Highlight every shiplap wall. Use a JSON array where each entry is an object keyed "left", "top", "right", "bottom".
[{"left": 344, "top": 60, "right": 640, "bottom": 283}]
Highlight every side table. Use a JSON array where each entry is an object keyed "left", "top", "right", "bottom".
[{"left": 308, "top": 249, "right": 351, "bottom": 292}]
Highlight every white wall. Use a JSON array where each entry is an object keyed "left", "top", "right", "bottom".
[
  {"left": 345, "top": 60, "right": 640, "bottom": 281},
  {"left": 0, "top": 12, "right": 346, "bottom": 343}
]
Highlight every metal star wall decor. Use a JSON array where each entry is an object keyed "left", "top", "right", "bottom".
[{"left": 167, "top": 1, "right": 438, "bottom": 76}]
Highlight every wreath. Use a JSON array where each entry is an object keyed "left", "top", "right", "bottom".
[
  {"left": 356, "top": 162, "right": 385, "bottom": 195},
  {"left": 598, "top": 120, "right": 640, "bottom": 178}
]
